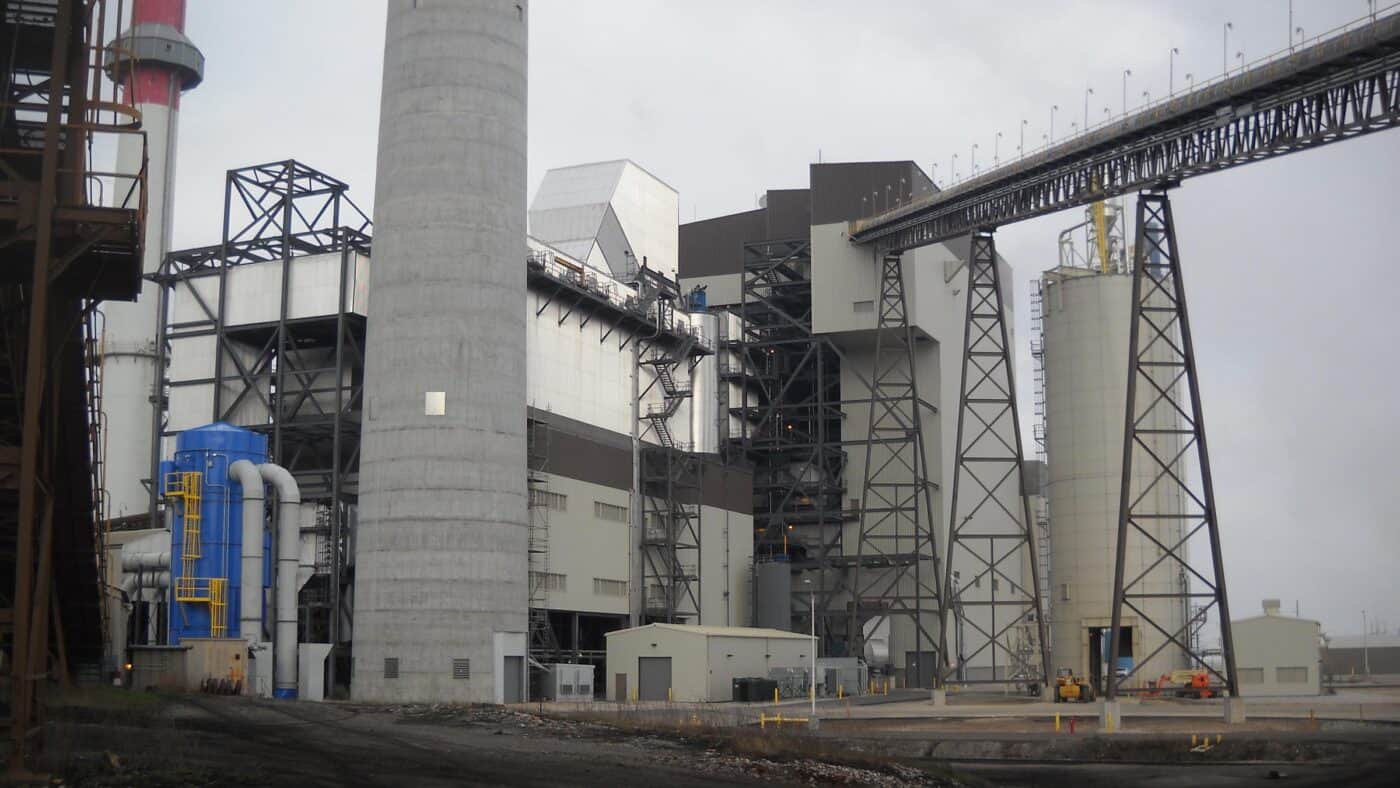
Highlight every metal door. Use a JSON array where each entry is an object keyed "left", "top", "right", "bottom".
[
  {"left": 615, "top": 672, "right": 627, "bottom": 702},
  {"left": 503, "top": 656, "right": 524, "bottom": 703},
  {"left": 638, "top": 656, "right": 672, "bottom": 701}
]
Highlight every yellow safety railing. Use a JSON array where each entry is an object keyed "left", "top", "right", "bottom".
[{"left": 166, "top": 471, "right": 228, "bottom": 636}]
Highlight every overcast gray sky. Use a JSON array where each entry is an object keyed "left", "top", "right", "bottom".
[{"left": 168, "top": 1, "right": 1399, "bottom": 640}]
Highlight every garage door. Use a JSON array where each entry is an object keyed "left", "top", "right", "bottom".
[{"left": 638, "top": 657, "right": 672, "bottom": 701}]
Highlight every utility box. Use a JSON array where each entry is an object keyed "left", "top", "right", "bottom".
[{"left": 542, "top": 663, "right": 595, "bottom": 701}]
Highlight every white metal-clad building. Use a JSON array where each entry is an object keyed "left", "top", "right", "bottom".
[
  {"left": 605, "top": 624, "right": 814, "bottom": 702},
  {"left": 1232, "top": 600, "right": 1321, "bottom": 697}
]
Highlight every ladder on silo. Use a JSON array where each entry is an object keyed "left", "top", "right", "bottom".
[
  {"left": 166, "top": 471, "right": 229, "bottom": 637},
  {"left": 83, "top": 305, "right": 113, "bottom": 666}
]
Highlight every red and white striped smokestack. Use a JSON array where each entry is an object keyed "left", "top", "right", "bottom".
[{"left": 102, "top": 0, "right": 204, "bottom": 522}]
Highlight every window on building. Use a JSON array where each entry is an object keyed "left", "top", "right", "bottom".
[
  {"left": 530, "top": 571, "right": 566, "bottom": 592},
  {"left": 1276, "top": 666, "right": 1308, "bottom": 683},
  {"left": 529, "top": 489, "right": 567, "bottom": 512},
  {"left": 1059, "top": 583, "right": 1071, "bottom": 601},
  {"left": 593, "top": 578, "right": 628, "bottom": 597},
  {"left": 853, "top": 300, "right": 874, "bottom": 313},
  {"left": 1238, "top": 667, "right": 1264, "bottom": 684},
  {"left": 594, "top": 501, "right": 628, "bottom": 523}
]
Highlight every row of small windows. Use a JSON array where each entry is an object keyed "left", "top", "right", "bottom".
[
  {"left": 1238, "top": 666, "right": 1309, "bottom": 683},
  {"left": 529, "top": 489, "right": 568, "bottom": 511},
  {"left": 594, "top": 501, "right": 629, "bottom": 523},
  {"left": 531, "top": 571, "right": 567, "bottom": 592},
  {"left": 593, "top": 578, "right": 628, "bottom": 597}
]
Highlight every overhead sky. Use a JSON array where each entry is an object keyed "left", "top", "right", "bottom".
[{"left": 166, "top": 1, "right": 1399, "bottom": 641}]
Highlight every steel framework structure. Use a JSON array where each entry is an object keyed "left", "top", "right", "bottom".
[
  {"left": 155, "top": 160, "right": 371, "bottom": 693},
  {"left": 728, "top": 239, "right": 848, "bottom": 648},
  {"left": 849, "top": 253, "right": 945, "bottom": 684},
  {"left": 1, "top": 0, "right": 146, "bottom": 767},
  {"left": 942, "top": 231, "right": 1050, "bottom": 687},
  {"left": 1107, "top": 190, "right": 1238, "bottom": 699},
  {"left": 851, "top": 13, "right": 1400, "bottom": 252}
]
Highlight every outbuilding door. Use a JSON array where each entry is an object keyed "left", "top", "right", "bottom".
[{"left": 638, "top": 656, "right": 672, "bottom": 701}]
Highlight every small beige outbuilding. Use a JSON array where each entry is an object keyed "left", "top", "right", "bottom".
[
  {"left": 1232, "top": 599, "right": 1321, "bottom": 697},
  {"left": 605, "top": 624, "right": 814, "bottom": 702}
]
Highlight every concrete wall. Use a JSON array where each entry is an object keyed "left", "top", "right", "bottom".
[
  {"left": 352, "top": 0, "right": 530, "bottom": 704},
  {"left": 1233, "top": 613, "right": 1321, "bottom": 696}
]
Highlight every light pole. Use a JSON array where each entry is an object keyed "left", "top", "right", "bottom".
[
  {"left": 971, "top": 143, "right": 978, "bottom": 174},
  {"left": 931, "top": 162, "right": 938, "bottom": 188},
  {"left": 1170, "top": 47, "right": 1180, "bottom": 94},
  {"left": 1142, "top": 89, "right": 1151, "bottom": 108},
  {"left": 951, "top": 153, "right": 958, "bottom": 183},
  {"left": 1020, "top": 119, "right": 1028, "bottom": 158},
  {"left": 994, "top": 131, "right": 1002, "bottom": 165},
  {"left": 1363, "top": 609, "right": 1370, "bottom": 676},
  {"left": 1186, "top": 72, "right": 1195, "bottom": 91},
  {"left": 1236, "top": 50, "right": 1244, "bottom": 74},
  {"left": 1224, "top": 22, "right": 1233, "bottom": 74},
  {"left": 1289, "top": 0, "right": 1296, "bottom": 52},
  {"left": 1122, "top": 68, "right": 1132, "bottom": 116},
  {"left": 1295, "top": 26, "right": 1304, "bottom": 49},
  {"left": 1084, "top": 87, "right": 1094, "bottom": 129},
  {"left": 1050, "top": 104, "right": 1058, "bottom": 143},
  {"left": 804, "top": 578, "right": 816, "bottom": 716}
]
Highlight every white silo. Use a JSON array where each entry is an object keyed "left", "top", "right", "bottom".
[
  {"left": 1041, "top": 211, "right": 1188, "bottom": 690},
  {"left": 352, "top": 0, "right": 529, "bottom": 703}
]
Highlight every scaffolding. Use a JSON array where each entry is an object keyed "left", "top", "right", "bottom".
[{"left": 727, "top": 239, "right": 848, "bottom": 649}]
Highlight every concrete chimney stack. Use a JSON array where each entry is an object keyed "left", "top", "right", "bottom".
[
  {"left": 352, "top": 0, "right": 530, "bottom": 703},
  {"left": 103, "top": 0, "right": 204, "bottom": 521}
]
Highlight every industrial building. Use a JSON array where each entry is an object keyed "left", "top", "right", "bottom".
[
  {"left": 1231, "top": 599, "right": 1321, "bottom": 697},
  {"left": 605, "top": 624, "right": 813, "bottom": 702}
]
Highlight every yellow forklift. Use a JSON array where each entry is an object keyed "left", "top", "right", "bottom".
[{"left": 1054, "top": 667, "right": 1096, "bottom": 703}]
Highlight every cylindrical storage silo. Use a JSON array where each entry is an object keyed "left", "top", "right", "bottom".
[
  {"left": 164, "top": 422, "right": 268, "bottom": 644},
  {"left": 352, "top": 0, "right": 530, "bottom": 703},
  {"left": 755, "top": 557, "right": 793, "bottom": 631},
  {"left": 1043, "top": 270, "right": 1187, "bottom": 689}
]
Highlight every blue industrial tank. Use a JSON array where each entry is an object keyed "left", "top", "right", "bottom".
[{"left": 162, "top": 422, "right": 268, "bottom": 644}]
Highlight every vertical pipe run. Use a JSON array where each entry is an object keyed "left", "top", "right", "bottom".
[
  {"left": 229, "top": 459, "right": 264, "bottom": 647},
  {"left": 259, "top": 463, "right": 301, "bottom": 700}
]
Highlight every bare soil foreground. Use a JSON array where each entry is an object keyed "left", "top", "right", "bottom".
[{"left": 25, "top": 690, "right": 1400, "bottom": 787}]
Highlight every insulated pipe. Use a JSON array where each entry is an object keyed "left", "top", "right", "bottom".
[
  {"left": 121, "top": 570, "right": 171, "bottom": 601},
  {"left": 121, "top": 551, "right": 170, "bottom": 572},
  {"left": 228, "top": 459, "right": 266, "bottom": 646},
  {"left": 258, "top": 462, "right": 301, "bottom": 700}
]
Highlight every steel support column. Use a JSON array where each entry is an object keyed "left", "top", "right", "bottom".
[
  {"left": 1108, "top": 190, "right": 1238, "bottom": 699},
  {"left": 850, "top": 252, "right": 945, "bottom": 686},
  {"left": 942, "top": 231, "right": 1050, "bottom": 688}
]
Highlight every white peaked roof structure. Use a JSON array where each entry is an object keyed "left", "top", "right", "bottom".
[{"left": 529, "top": 160, "right": 680, "bottom": 281}]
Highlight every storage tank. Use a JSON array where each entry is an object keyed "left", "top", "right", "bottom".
[
  {"left": 1042, "top": 268, "right": 1187, "bottom": 689},
  {"left": 162, "top": 422, "right": 267, "bottom": 643},
  {"left": 352, "top": 0, "right": 530, "bottom": 703},
  {"left": 755, "top": 557, "right": 792, "bottom": 630}
]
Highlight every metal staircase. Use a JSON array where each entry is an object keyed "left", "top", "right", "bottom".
[{"left": 527, "top": 414, "right": 561, "bottom": 662}]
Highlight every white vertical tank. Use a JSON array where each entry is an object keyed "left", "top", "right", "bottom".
[
  {"left": 352, "top": 0, "right": 529, "bottom": 703},
  {"left": 1043, "top": 268, "right": 1187, "bottom": 687}
]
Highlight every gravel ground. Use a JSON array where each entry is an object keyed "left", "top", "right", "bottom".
[{"left": 37, "top": 694, "right": 955, "bottom": 787}]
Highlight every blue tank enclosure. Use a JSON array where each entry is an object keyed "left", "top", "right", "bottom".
[{"left": 163, "top": 422, "right": 268, "bottom": 644}]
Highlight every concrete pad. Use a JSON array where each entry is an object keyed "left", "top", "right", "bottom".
[
  {"left": 1224, "top": 696, "right": 1246, "bottom": 724},
  {"left": 931, "top": 688, "right": 947, "bottom": 706},
  {"left": 1098, "top": 699, "right": 1122, "bottom": 733}
]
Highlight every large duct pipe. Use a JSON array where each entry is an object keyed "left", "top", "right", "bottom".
[
  {"left": 121, "top": 551, "right": 170, "bottom": 572},
  {"left": 229, "top": 459, "right": 265, "bottom": 646},
  {"left": 259, "top": 463, "right": 301, "bottom": 700},
  {"left": 121, "top": 570, "right": 171, "bottom": 602}
]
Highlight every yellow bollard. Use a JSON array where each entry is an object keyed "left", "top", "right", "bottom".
[
  {"left": 1055, "top": 713, "right": 1061, "bottom": 733},
  {"left": 760, "top": 713, "right": 766, "bottom": 729},
  {"left": 777, "top": 713, "right": 784, "bottom": 726},
  {"left": 773, "top": 687, "right": 780, "bottom": 705},
  {"left": 1191, "top": 734, "right": 1197, "bottom": 746},
  {"left": 838, "top": 684, "right": 844, "bottom": 700},
  {"left": 1216, "top": 734, "right": 1222, "bottom": 745},
  {"left": 667, "top": 687, "right": 673, "bottom": 704}
]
